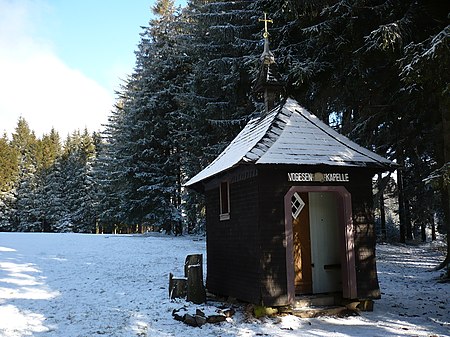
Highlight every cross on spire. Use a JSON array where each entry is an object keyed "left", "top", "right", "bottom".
[
  {"left": 258, "top": 12, "right": 273, "bottom": 38},
  {"left": 254, "top": 12, "right": 284, "bottom": 115}
]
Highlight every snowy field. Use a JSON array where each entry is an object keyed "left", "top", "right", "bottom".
[{"left": 0, "top": 233, "right": 448, "bottom": 337}]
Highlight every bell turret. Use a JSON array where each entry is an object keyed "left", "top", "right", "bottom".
[{"left": 253, "top": 13, "right": 285, "bottom": 115}]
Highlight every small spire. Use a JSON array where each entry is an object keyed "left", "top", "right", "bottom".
[
  {"left": 261, "top": 36, "right": 275, "bottom": 64},
  {"left": 259, "top": 13, "right": 275, "bottom": 64},
  {"left": 253, "top": 12, "right": 284, "bottom": 115}
]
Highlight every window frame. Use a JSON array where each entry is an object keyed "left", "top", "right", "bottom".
[{"left": 219, "top": 181, "right": 230, "bottom": 220}]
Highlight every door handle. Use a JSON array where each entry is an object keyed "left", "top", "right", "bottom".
[{"left": 324, "top": 263, "right": 341, "bottom": 270}]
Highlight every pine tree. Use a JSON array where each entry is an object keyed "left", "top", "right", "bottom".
[
  {"left": 94, "top": 0, "right": 446, "bottom": 240},
  {"left": 70, "top": 130, "right": 98, "bottom": 233},
  {"left": 1, "top": 120, "right": 100, "bottom": 233},
  {"left": 36, "top": 128, "right": 61, "bottom": 171},
  {"left": 0, "top": 133, "right": 18, "bottom": 193},
  {"left": 99, "top": 0, "right": 190, "bottom": 233},
  {"left": 0, "top": 190, "right": 15, "bottom": 231},
  {"left": 95, "top": 102, "right": 130, "bottom": 232},
  {"left": 10, "top": 118, "right": 41, "bottom": 231},
  {"left": 396, "top": 0, "right": 449, "bottom": 265},
  {"left": 0, "top": 134, "right": 18, "bottom": 231},
  {"left": 260, "top": 0, "right": 449, "bottom": 246},
  {"left": 33, "top": 128, "right": 62, "bottom": 231},
  {"left": 15, "top": 157, "right": 40, "bottom": 231},
  {"left": 53, "top": 130, "right": 98, "bottom": 232},
  {"left": 179, "top": 0, "right": 264, "bottom": 232},
  {"left": 42, "top": 158, "right": 67, "bottom": 231}
]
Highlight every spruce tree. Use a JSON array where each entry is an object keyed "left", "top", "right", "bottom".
[
  {"left": 11, "top": 118, "right": 40, "bottom": 231},
  {"left": 95, "top": 101, "right": 130, "bottom": 232},
  {"left": 260, "top": 0, "right": 449, "bottom": 246},
  {"left": 71, "top": 130, "right": 98, "bottom": 233},
  {"left": 42, "top": 158, "right": 67, "bottom": 231},
  {"left": 94, "top": 0, "right": 447, "bottom": 241},
  {"left": 54, "top": 130, "right": 98, "bottom": 232},
  {"left": 180, "top": 0, "right": 264, "bottom": 232},
  {"left": 0, "top": 133, "right": 18, "bottom": 193},
  {"left": 100, "top": 0, "right": 189, "bottom": 233},
  {"left": 397, "top": 0, "right": 449, "bottom": 265},
  {"left": 34, "top": 129, "right": 62, "bottom": 231},
  {"left": 0, "top": 134, "right": 18, "bottom": 231}
]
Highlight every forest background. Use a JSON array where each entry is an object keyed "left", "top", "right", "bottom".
[{"left": 0, "top": 0, "right": 449, "bottom": 258}]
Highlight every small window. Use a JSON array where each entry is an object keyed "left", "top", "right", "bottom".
[{"left": 219, "top": 181, "right": 230, "bottom": 220}]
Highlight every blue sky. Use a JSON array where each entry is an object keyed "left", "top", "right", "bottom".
[
  {"left": 0, "top": 0, "right": 185, "bottom": 138},
  {"left": 45, "top": 1, "right": 158, "bottom": 92}
]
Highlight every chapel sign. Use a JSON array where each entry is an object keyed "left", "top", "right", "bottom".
[{"left": 287, "top": 172, "right": 349, "bottom": 183}]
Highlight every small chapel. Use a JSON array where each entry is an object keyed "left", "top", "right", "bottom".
[{"left": 185, "top": 14, "right": 395, "bottom": 307}]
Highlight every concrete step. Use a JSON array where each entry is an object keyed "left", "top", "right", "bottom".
[
  {"left": 279, "top": 295, "right": 374, "bottom": 318},
  {"left": 288, "top": 306, "right": 358, "bottom": 318},
  {"left": 293, "top": 294, "right": 339, "bottom": 308}
]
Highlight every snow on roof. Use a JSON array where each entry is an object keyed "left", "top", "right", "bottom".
[{"left": 185, "top": 98, "right": 394, "bottom": 187}]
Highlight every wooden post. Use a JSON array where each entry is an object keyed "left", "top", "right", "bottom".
[
  {"left": 185, "top": 254, "right": 206, "bottom": 304},
  {"left": 169, "top": 273, "right": 187, "bottom": 299}
]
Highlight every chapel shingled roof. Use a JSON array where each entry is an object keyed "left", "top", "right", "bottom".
[{"left": 185, "top": 98, "right": 395, "bottom": 188}]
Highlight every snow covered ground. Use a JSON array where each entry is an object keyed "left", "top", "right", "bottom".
[{"left": 0, "top": 232, "right": 448, "bottom": 337}]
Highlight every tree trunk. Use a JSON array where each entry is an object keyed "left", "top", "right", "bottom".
[
  {"left": 174, "top": 150, "right": 183, "bottom": 236},
  {"left": 442, "top": 100, "right": 450, "bottom": 269},
  {"left": 436, "top": 186, "right": 450, "bottom": 270},
  {"left": 436, "top": 101, "right": 450, "bottom": 270},
  {"left": 378, "top": 174, "right": 387, "bottom": 241},
  {"left": 431, "top": 214, "right": 436, "bottom": 241},
  {"left": 441, "top": 185, "right": 450, "bottom": 269},
  {"left": 405, "top": 198, "right": 413, "bottom": 240},
  {"left": 397, "top": 169, "right": 406, "bottom": 243},
  {"left": 421, "top": 222, "right": 426, "bottom": 242}
]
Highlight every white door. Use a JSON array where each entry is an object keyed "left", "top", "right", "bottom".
[{"left": 309, "top": 192, "right": 341, "bottom": 293}]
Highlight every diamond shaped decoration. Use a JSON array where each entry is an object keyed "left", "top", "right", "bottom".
[{"left": 291, "top": 192, "right": 305, "bottom": 219}]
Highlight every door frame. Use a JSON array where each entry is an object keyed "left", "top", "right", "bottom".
[{"left": 284, "top": 186, "right": 357, "bottom": 303}]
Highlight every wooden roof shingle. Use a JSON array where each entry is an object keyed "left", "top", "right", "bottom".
[{"left": 185, "top": 98, "right": 394, "bottom": 188}]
